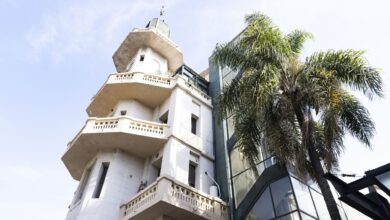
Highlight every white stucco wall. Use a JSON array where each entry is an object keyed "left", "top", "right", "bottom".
[
  {"left": 126, "top": 47, "right": 168, "bottom": 75},
  {"left": 66, "top": 150, "right": 144, "bottom": 220},
  {"left": 152, "top": 97, "right": 171, "bottom": 123},
  {"left": 169, "top": 88, "right": 214, "bottom": 158},
  {"left": 112, "top": 100, "right": 153, "bottom": 121}
]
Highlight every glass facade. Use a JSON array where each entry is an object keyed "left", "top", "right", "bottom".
[
  {"left": 243, "top": 174, "right": 348, "bottom": 220},
  {"left": 230, "top": 143, "right": 276, "bottom": 206}
]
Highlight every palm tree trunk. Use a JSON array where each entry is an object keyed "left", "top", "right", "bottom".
[
  {"left": 308, "top": 146, "right": 342, "bottom": 220},
  {"left": 290, "top": 96, "right": 342, "bottom": 220}
]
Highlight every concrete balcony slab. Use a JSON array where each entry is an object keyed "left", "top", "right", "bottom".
[{"left": 62, "top": 116, "right": 169, "bottom": 180}]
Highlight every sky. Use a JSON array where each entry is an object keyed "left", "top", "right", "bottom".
[{"left": 0, "top": 0, "right": 389, "bottom": 219}]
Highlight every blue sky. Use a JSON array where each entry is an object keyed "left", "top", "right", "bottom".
[{"left": 0, "top": 0, "right": 389, "bottom": 219}]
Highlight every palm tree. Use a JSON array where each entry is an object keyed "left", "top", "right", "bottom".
[{"left": 213, "top": 13, "right": 383, "bottom": 220}]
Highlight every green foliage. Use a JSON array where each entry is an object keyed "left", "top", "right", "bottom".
[{"left": 213, "top": 12, "right": 383, "bottom": 179}]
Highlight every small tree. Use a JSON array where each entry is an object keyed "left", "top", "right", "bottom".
[{"left": 213, "top": 13, "right": 383, "bottom": 220}]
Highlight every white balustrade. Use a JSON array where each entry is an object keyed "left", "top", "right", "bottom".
[
  {"left": 87, "top": 116, "right": 166, "bottom": 136},
  {"left": 121, "top": 176, "right": 228, "bottom": 220},
  {"left": 102, "top": 71, "right": 211, "bottom": 105},
  {"left": 142, "top": 74, "right": 171, "bottom": 85}
]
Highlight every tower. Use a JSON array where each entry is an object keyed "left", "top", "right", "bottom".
[{"left": 63, "top": 17, "right": 228, "bottom": 220}]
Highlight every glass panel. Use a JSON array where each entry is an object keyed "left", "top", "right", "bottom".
[
  {"left": 270, "top": 177, "right": 297, "bottom": 216},
  {"left": 300, "top": 212, "right": 317, "bottom": 220},
  {"left": 256, "top": 162, "right": 265, "bottom": 177},
  {"left": 307, "top": 179, "right": 321, "bottom": 193},
  {"left": 222, "top": 66, "right": 232, "bottom": 76},
  {"left": 233, "top": 168, "right": 257, "bottom": 206},
  {"left": 230, "top": 147, "right": 251, "bottom": 176},
  {"left": 311, "top": 189, "right": 330, "bottom": 220},
  {"left": 291, "top": 177, "right": 317, "bottom": 217},
  {"left": 226, "top": 116, "right": 235, "bottom": 139},
  {"left": 223, "top": 70, "right": 236, "bottom": 85},
  {"left": 264, "top": 156, "right": 277, "bottom": 168},
  {"left": 338, "top": 205, "right": 348, "bottom": 220},
  {"left": 277, "top": 211, "right": 300, "bottom": 220},
  {"left": 245, "top": 187, "right": 275, "bottom": 220},
  {"left": 377, "top": 172, "right": 390, "bottom": 189},
  {"left": 329, "top": 184, "right": 341, "bottom": 206}
]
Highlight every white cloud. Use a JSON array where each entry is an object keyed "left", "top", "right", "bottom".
[{"left": 25, "top": 0, "right": 173, "bottom": 63}]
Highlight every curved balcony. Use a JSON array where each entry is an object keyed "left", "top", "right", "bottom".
[
  {"left": 87, "top": 72, "right": 212, "bottom": 117},
  {"left": 62, "top": 116, "right": 169, "bottom": 180},
  {"left": 120, "top": 176, "right": 228, "bottom": 220},
  {"left": 87, "top": 72, "right": 174, "bottom": 117}
]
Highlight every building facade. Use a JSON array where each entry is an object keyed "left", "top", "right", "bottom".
[
  {"left": 62, "top": 18, "right": 228, "bottom": 220},
  {"left": 62, "top": 16, "right": 365, "bottom": 220}
]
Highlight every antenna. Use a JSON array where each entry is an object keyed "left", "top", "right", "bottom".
[{"left": 159, "top": 5, "right": 165, "bottom": 18}]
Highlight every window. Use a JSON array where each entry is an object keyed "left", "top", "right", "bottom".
[
  {"left": 74, "top": 168, "right": 91, "bottom": 203},
  {"left": 311, "top": 190, "right": 331, "bottom": 220},
  {"left": 245, "top": 187, "right": 275, "bottom": 220},
  {"left": 188, "top": 163, "right": 196, "bottom": 187},
  {"left": 277, "top": 211, "right": 300, "bottom": 220},
  {"left": 226, "top": 115, "right": 235, "bottom": 139},
  {"left": 270, "top": 177, "right": 297, "bottom": 216},
  {"left": 291, "top": 177, "right": 317, "bottom": 218},
  {"left": 159, "top": 111, "right": 168, "bottom": 124},
  {"left": 191, "top": 115, "right": 198, "bottom": 135},
  {"left": 140, "top": 55, "right": 145, "bottom": 61},
  {"left": 92, "top": 162, "right": 109, "bottom": 198}
]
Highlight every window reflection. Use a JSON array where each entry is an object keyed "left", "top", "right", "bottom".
[
  {"left": 311, "top": 189, "right": 330, "bottom": 220},
  {"left": 300, "top": 212, "right": 316, "bottom": 220},
  {"left": 277, "top": 211, "right": 300, "bottom": 220},
  {"left": 230, "top": 147, "right": 252, "bottom": 176},
  {"left": 233, "top": 168, "right": 257, "bottom": 205},
  {"left": 226, "top": 115, "right": 235, "bottom": 139},
  {"left": 245, "top": 187, "right": 275, "bottom": 220},
  {"left": 270, "top": 177, "right": 297, "bottom": 216},
  {"left": 291, "top": 177, "right": 317, "bottom": 217}
]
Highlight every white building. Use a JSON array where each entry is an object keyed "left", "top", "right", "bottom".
[{"left": 62, "top": 17, "right": 228, "bottom": 220}]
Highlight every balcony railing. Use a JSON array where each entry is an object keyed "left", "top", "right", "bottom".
[
  {"left": 121, "top": 176, "right": 228, "bottom": 220},
  {"left": 108, "top": 72, "right": 172, "bottom": 87},
  {"left": 68, "top": 116, "right": 168, "bottom": 148},
  {"left": 109, "top": 71, "right": 211, "bottom": 103}
]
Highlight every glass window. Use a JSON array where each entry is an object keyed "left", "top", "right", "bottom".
[
  {"left": 270, "top": 177, "right": 297, "bottom": 216},
  {"left": 338, "top": 205, "right": 348, "bottom": 220},
  {"left": 93, "top": 162, "right": 109, "bottom": 198},
  {"left": 223, "top": 70, "right": 236, "bottom": 85},
  {"left": 245, "top": 187, "right": 275, "bottom": 220},
  {"left": 188, "top": 163, "right": 196, "bottom": 187},
  {"left": 233, "top": 168, "right": 257, "bottom": 205},
  {"left": 255, "top": 162, "right": 265, "bottom": 178},
  {"left": 222, "top": 66, "right": 232, "bottom": 77},
  {"left": 226, "top": 115, "right": 235, "bottom": 139},
  {"left": 277, "top": 211, "right": 300, "bottom": 220},
  {"left": 230, "top": 147, "right": 252, "bottom": 176},
  {"left": 291, "top": 177, "right": 317, "bottom": 217},
  {"left": 264, "top": 156, "right": 277, "bottom": 168},
  {"left": 300, "top": 212, "right": 317, "bottom": 220},
  {"left": 311, "top": 189, "right": 330, "bottom": 220},
  {"left": 191, "top": 115, "right": 197, "bottom": 135},
  {"left": 377, "top": 172, "right": 390, "bottom": 189}
]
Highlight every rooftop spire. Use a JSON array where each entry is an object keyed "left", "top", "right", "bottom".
[{"left": 159, "top": 5, "right": 165, "bottom": 19}]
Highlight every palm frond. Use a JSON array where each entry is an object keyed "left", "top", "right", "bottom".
[
  {"left": 287, "top": 30, "right": 313, "bottom": 54},
  {"left": 305, "top": 50, "right": 383, "bottom": 99},
  {"left": 337, "top": 93, "right": 375, "bottom": 147}
]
